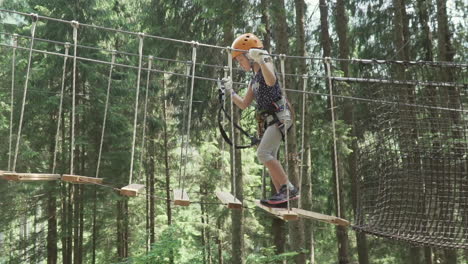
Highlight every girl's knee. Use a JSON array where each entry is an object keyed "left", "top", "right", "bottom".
[{"left": 257, "top": 149, "right": 274, "bottom": 164}]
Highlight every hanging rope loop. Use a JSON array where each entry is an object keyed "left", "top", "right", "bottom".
[
  {"left": 128, "top": 32, "right": 145, "bottom": 184},
  {"left": 12, "top": 15, "right": 38, "bottom": 172},
  {"left": 12, "top": 33, "right": 18, "bottom": 47},
  {"left": 29, "top": 13, "right": 38, "bottom": 22}
]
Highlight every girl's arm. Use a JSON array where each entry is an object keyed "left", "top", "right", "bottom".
[
  {"left": 258, "top": 61, "right": 277, "bottom": 87},
  {"left": 231, "top": 85, "right": 254, "bottom": 110}
]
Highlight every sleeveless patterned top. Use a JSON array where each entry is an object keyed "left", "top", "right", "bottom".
[{"left": 251, "top": 69, "right": 282, "bottom": 112}]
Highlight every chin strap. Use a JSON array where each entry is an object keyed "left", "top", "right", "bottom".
[{"left": 218, "top": 79, "right": 260, "bottom": 149}]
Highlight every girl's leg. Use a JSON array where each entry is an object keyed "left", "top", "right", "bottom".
[
  {"left": 257, "top": 124, "right": 287, "bottom": 191},
  {"left": 264, "top": 159, "right": 288, "bottom": 192}
]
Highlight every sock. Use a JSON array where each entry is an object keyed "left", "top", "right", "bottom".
[{"left": 286, "top": 181, "right": 295, "bottom": 191}]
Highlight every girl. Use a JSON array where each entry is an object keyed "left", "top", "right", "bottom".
[{"left": 224, "top": 33, "right": 299, "bottom": 206}]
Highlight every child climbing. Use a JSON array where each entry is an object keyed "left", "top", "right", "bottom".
[{"left": 223, "top": 33, "right": 299, "bottom": 206}]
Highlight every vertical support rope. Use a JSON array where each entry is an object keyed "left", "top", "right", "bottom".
[
  {"left": 8, "top": 34, "right": 18, "bottom": 171},
  {"left": 325, "top": 57, "right": 341, "bottom": 218},
  {"left": 180, "top": 41, "right": 198, "bottom": 193},
  {"left": 178, "top": 64, "right": 191, "bottom": 188},
  {"left": 279, "top": 54, "right": 290, "bottom": 211},
  {"left": 12, "top": 14, "right": 38, "bottom": 172},
  {"left": 227, "top": 48, "right": 237, "bottom": 200},
  {"left": 52, "top": 43, "right": 70, "bottom": 174},
  {"left": 137, "top": 56, "right": 153, "bottom": 183},
  {"left": 299, "top": 74, "right": 308, "bottom": 207},
  {"left": 70, "top": 20, "right": 79, "bottom": 175},
  {"left": 129, "top": 33, "right": 145, "bottom": 184},
  {"left": 95, "top": 50, "right": 116, "bottom": 178},
  {"left": 221, "top": 66, "right": 229, "bottom": 184}
]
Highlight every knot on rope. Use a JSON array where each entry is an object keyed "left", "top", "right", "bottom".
[
  {"left": 70, "top": 20, "right": 79, "bottom": 28},
  {"left": 29, "top": 13, "right": 38, "bottom": 21}
]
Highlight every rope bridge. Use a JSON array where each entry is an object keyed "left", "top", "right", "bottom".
[
  {"left": 332, "top": 62, "right": 468, "bottom": 249},
  {"left": 1, "top": 9, "right": 467, "bottom": 249}
]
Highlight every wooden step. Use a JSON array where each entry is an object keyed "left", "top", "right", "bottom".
[
  {"left": 1, "top": 172, "right": 61, "bottom": 181},
  {"left": 62, "top": 174, "right": 103, "bottom": 185},
  {"left": 216, "top": 191, "right": 242, "bottom": 209},
  {"left": 120, "top": 184, "right": 145, "bottom": 197},
  {"left": 255, "top": 200, "right": 298, "bottom": 221},
  {"left": 173, "top": 189, "right": 190, "bottom": 206},
  {"left": 292, "top": 208, "right": 350, "bottom": 226}
]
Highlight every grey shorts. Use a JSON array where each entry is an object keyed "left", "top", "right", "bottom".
[{"left": 256, "top": 118, "right": 292, "bottom": 163}]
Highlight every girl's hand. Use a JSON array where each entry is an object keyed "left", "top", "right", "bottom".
[
  {"left": 222, "top": 77, "right": 234, "bottom": 95},
  {"left": 248, "top": 49, "right": 270, "bottom": 64}
]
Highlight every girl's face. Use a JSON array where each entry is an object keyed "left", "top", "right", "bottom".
[{"left": 235, "top": 54, "right": 251, "bottom": 71}]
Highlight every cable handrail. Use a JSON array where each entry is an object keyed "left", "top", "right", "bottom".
[{"left": 1, "top": 8, "right": 467, "bottom": 66}]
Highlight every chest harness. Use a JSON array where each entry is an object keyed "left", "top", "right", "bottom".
[{"left": 218, "top": 82, "right": 292, "bottom": 149}]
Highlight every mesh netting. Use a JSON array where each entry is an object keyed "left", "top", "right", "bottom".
[{"left": 333, "top": 62, "right": 468, "bottom": 249}]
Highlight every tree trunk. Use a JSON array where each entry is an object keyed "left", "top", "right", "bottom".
[
  {"left": 47, "top": 184, "right": 57, "bottom": 264},
  {"left": 223, "top": 12, "right": 245, "bottom": 264},
  {"left": 336, "top": 0, "right": 369, "bottom": 263},
  {"left": 320, "top": 1, "right": 350, "bottom": 264},
  {"left": 92, "top": 188, "right": 97, "bottom": 264},
  {"left": 260, "top": 0, "right": 285, "bottom": 258},
  {"left": 273, "top": 1, "right": 306, "bottom": 263},
  {"left": 415, "top": 0, "right": 433, "bottom": 61},
  {"left": 116, "top": 199, "right": 129, "bottom": 260},
  {"left": 260, "top": 0, "right": 271, "bottom": 53},
  {"left": 217, "top": 218, "right": 224, "bottom": 264},
  {"left": 424, "top": 248, "right": 433, "bottom": 264}
]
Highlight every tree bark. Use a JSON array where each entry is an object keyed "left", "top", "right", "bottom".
[
  {"left": 223, "top": 15, "right": 245, "bottom": 264},
  {"left": 272, "top": 1, "right": 306, "bottom": 263},
  {"left": 415, "top": 0, "right": 433, "bottom": 61},
  {"left": 116, "top": 199, "right": 129, "bottom": 260},
  {"left": 320, "top": 1, "right": 350, "bottom": 264},
  {"left": 336, "top": 1, "right": 369, "bottom": 263}
]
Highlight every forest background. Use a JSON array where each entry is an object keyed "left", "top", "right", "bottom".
[{"left": 0, "top": 0, "right": 466, "bottom": 263}]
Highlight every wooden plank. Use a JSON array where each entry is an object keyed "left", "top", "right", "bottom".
[
  {"left": 120, "top": 184, "right": 145, "bottom": 197},
  {"left": 216, "top": 191, "right": 242, "bottom": 209},
  {"left": 255, "top": 200, "right": 298, "bottom": 221},
  {"left": 1, "top": 172, "right": 61, "bottom": 181},
  {"left": 292, "top": 208, "right": 350, "bottom": 226},
  {"left": 0, "top": 170, "right": 15, "bottom": 181},
  {"left": 62, "top": 174, "right": 103, "bottom": 185},
  {"left": 173, "top": 189, "right": 190, "bottom": 206}
]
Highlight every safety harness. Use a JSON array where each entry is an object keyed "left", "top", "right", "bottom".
[
  {"left": 218, "top": 79, "right": 293, "bottom": 149},
  {"left": 218, "top": 79, "right": 260, "bottom": 149}
]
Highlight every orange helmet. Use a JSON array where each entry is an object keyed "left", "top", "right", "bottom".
[{"left": 231, "top": 33, "right": 264, "bottom": 59}]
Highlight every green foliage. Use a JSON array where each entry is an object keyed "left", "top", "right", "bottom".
[
  {"left": 119, "top": 225, "right": 182, "bottom": 264},
  {"left": 245, "top": 246, "right": 304, "bottom": 263}
]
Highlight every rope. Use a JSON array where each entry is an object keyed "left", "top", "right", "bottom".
[
  {"left": 129, "top": 33, "right": 145, "bottom": 184},
  {"left": 5, "top": 43, "right": 463, "bottom": 90},
  {"left": 52, "top": 43, "right": 70, "bottom": 174},
  {"left": 298, "top": 74, "right": 308, "bottom": 207},
  {"left": 221, "top": 66, "right": 229, "bottom": 184},
  {"left": 178, "top": 64, "right": 192, "bottom": 189},
  {"left": 325, "top": 57, "right": 341, "bottom": 218},
  {"left": 180, "top": 41, "right": 199, "bottom": 194},
  {"left": 137, "top": 56, "right": 153, "bottom": 183},
  {"left": 2, "top": 9, "right": 466, "bottom": 67},
  {"left": 0, "top": 30, "right": 248, "bottom": 73},
  {"left": 12, "top": 14, "right": 38, "bottom": 172},
  {"left": 228, "top": 48, "right": 237, "bottom": 201},
  {"left": 1, "top": 41, "right": 465, "bottom": 114},
  {"left": 95, "top": 51, "right": 116, "bottom": 178},
  {"left": 70, "top": 20, "right": 79, "bottom": 175},
  {"left": 8, "top": 34, "right": 17, "bottom": 171},
  {"left": 279, "top": 54, "right": 291, "bottom": 211}
]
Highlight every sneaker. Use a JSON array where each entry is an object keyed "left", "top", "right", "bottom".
[{"left": 266, "top": 184, "right": 299, "bottom": 205}]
